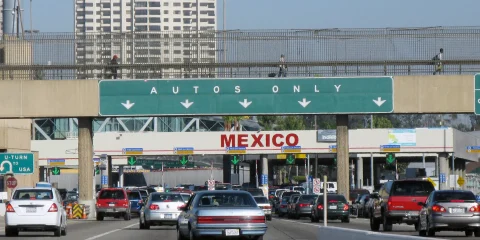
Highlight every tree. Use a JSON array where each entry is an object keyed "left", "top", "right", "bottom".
[
  {"left": 277, "top": 116, "right": 306, "bottom": 130},
  {"left": 373, "top": 116, "right": 394, "bottom": 128},
  {"left": 258, "top": 116, "right": 280, "bottom": 130},
  {"left": 223, "top": 116, "right": 249, "bottom": 131}
]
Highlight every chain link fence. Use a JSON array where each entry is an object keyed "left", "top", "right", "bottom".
[{"left": 1, "top": 26, "right": 480, "bottom": 80}]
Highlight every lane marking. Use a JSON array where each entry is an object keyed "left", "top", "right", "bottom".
[
  {"left": 274, "top": 218, "right": 322, "bottom": 228},
  {"left": 84, "top": 223, "right": 138, "bottom": 240}
]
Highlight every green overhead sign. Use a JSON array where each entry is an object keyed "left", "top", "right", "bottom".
[{"left": 99, "top": 77, "right": 394, "bottom": 116}]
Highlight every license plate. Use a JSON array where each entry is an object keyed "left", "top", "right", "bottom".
[
  {"left": 164, "top": 214, "right": 172, "bottom": 219},
  {"left": 451, "top": 208, "right": 465, "bottom": 214},
  {"left": 329, "top": 205, "right": 337, "bottom": 210},
  {"left": 106, "top": 209, "right": 114, "bottom": 212},
  {"left": 26, "top": 207, "right": 36, "bottom": 213},
  {"left": 109, "top": 204, "right": 115, "bottom": 207},
  {"left": 408, "top": 211, "right": 418, "bottom": 215},
  {"left": 225, "top": 229, "right": 240, "bottom": 236}
]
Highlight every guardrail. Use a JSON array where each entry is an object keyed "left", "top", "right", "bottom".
[{"left": 318, "top": 226, "right": 438, "bottom": 240}]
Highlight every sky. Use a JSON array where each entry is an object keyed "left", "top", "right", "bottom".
[{"left": 18, "top": 0, "right": 480, "bottom": 33}]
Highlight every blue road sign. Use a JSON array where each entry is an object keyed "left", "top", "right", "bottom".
[
  {"left": 308, "top": 175, "right": 313, "bottom": 183},
  {"left": 380, "top": 144, "right": 401, "bottom": 152},
  {"left": 467, "top": 146, "right": 480, "bottom": 153},
  {"left": 439, "top": 173, "right": 446, "bottom": 183},
  {"left": 281, "top": 146, "right": 302, "bottom": 153},
  {"left": 0, "top": 153, "right": 34, "bottom": 174},
  {"left": 174, "top": 147, "right": 194, "bottom": 154},
  {"left": 48, "top": 159, "right": 65, "bottom": 166},
  {"left": 122, "top": 148, "right": 143, "bottom": 155},
  {"left": 226, "top": 147, "right": 247, "bottom": 154},
  {"left": 101, "top": 175, "right": 108, "bottom": 185},
  {"left": 261, "top": 174, "right": 268, "bottom": 185}
]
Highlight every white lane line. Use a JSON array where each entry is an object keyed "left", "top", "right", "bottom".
[
  {"left": 84, "top": 223, "right": 138, "bottom": 240},
  {"left": 274, "top": 218, "right": 322, "bottom": 228}
]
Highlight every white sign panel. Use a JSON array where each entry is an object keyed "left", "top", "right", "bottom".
[
  {"left": 388, "top": 129, "right": 416, "bottom": 146},
  {"left": 207, "top": 180, "right": 215, "bottom": 191},
  {"left": 313, "top": 178, "right": 321, "bottom": 194}
]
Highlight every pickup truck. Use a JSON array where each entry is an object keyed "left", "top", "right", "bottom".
[{"left": 370, "top": 179, "right": 435, "bottom": 232}]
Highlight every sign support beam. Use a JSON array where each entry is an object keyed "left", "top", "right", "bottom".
[
  {"left": 336, "top": 115, "right": 350, "bottom": 202},
  {"left": 77, "top": 117, "right": 95, "bottom": 220}
]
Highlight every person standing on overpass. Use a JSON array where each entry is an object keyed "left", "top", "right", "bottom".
[
  {"left": 433, "top": 48, "right": 443, "bottom": 75},
  {"left": 109, "top": 55, "right": 119, "bottom": 79},
  {"left": 278, "top": 54, "right": 287, "bottom": 77}
]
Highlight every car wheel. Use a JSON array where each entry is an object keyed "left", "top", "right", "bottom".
[
  {"left": 124, "top": 212, "right": 131, "bottom": 221},
  {"left": 139, "top": 217, "right": 145, "bottom": 229},
  {"left": 253, "top": 235, "right": 264, "bottom": 240},
  {"left": 144, "top": 219, "right": 151, "bottom": 230},
  {"left": 5, "top": 227, "right": 18, "bottom": 237},
  {"left": 341, "top": 217, "right": 350, "bottom": 223},
  {"left": 382, "top": 214, "right": 392, "bottom": 232},
  {"left": 177, "top": 227, "right": 187, "bottom": 240},
  {"left": 426, "top": 220, "right": 435, "bottom": 237},
  {"left": 96, "top": 213, "right": 104, "bottom": 221},
  {"left": 370, "top": 215, "right": 380, "bottom": 231},
  {"left": 414, "top": 223, "right": 419, "bottom": 231},
  {"left": 61, "top": 222, "right": 67, "bottom": 236},
  {"left": 474, "top": 229, "right": 480, "bottom": 237},
  {"left": 54, "top": 226, "right": 61, "bottom": 237},
  {"left": 466, "top": 230, "right": 473, "bottom": 237},
  {"left": 267, "top": 215, "right": 272, "bottom": 221}
]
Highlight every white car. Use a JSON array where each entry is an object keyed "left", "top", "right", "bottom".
[{"left": 5, "top": 187, "right": 67, "bottom": 237}]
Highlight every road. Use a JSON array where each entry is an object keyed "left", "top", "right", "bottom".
[
  {"left": 0, "top": 215, "right": 477, "bottom": 239},
  {"left": 0, "top": 216, "right": 319, "bottom": 240}
]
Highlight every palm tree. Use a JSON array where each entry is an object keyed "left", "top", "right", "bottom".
[{"left": 223, "top": 116, "right": 250, "bottom": 131}]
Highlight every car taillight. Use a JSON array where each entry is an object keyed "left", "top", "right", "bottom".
[
  {"left": 149, "top": 204, "right": 159, "bottom": 210},
  {"left": 177, "top": 204, "right": 186, "bottom": 210},
  {"left": 6, "top": 204, "right": 15, "bottom": 212},
  {"left": 387, "top": 200, "right": 392, "bottom": 211},
  {"left": 317, "top": 204, "right": 324, "bottom": 210},
  {"left": 262, "top": 205, "right": 272, "bottom": 209},
  {"left": 451, "top": 200, "right": 464, "bottom": 203},
  {"left": 469, "top": 205, "right": 480, "bottom": 212},
  {"left": 299, "top": 203, "right": 309, "bottom": 208},
  {"left": 343, "top": 204, "right": 349, "bottom": 211},
  {"left": 48, "top": 203, "right": 58, "bottom": 212},
  {"left": 432, "top": 205, "right": 446, "bottom": 212}
]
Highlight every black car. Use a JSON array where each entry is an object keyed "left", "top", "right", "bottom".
[{"left": 311, "top": 194, "right": 350, "bottom": 223}]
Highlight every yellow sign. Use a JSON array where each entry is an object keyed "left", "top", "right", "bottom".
[
  {"left": 457, "top": 176, "right": 465, "bottom": 186},
  {"left": 427, "top": 177, "right": 436, "bottom": 187},
  {"left": 276, "top": 154, "right": 306, "bottom": 159}
]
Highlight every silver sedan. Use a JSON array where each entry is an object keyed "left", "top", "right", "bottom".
[
  {"left": 419, "top": 190, "right": 480, "bottom": 237},
  {"left": 139, "top": 192, "right": 186, "bottom": 229},
  {"left": 177, "top": 190, "right": 267, "bottom": 240}
]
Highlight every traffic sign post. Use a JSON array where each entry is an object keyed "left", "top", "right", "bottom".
[
  {"left": 439, "top": 173, "right": 446, "bottom": 183},
  {"left": 6, "top": 176, "right": 17, "bottom": 189},
  {"left": 313, "top": 178, "right": 321, "bottom": 194},
  {"left": 0, "top": 153, "right": 34, "bottom": 174},
  {"left": 207, "top": 180, "right": 215, "bottom": 191},
  {"left": 99, "top": 77, "right": 394, "bottom": 116}
]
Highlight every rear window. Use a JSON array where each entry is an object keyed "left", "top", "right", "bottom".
[
  {"left": 254, "top": 197, "right": 269, "bottom": 204},
  {"left": 151, "top": 194, "right": 183, "bottom": 202},
  {"left": 13, "top": 189, "right": 53, "bottom": 200},
  {"left": 294, "top": 187, "right": 305, "bottom": 192},
  {"left": 391, "top": 181, "right": 434, "bottom": 197},
  {"left": 197, "top": 193, "right": 257, "bottom": 207},
  {"left": 435, "top": 191, "right": 476, "bottom": 202},
  {"left": 299, "top": 195, "right": 317, "bottom": 202},
  {"left": 282, "top": 191, "right": 300, "bottom": 198},
  {"left": 319, "top": 195, "right": 347, "bottom": 203},
  {"left": 99, "top": 190, "right": 125, "bottom": 199},
  {"left": 127, "top": 192, "right": 141, "bottom": 200}
]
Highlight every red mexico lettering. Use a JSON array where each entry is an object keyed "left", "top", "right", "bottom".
[
  {"left": 285, "top": 133, "right": 299, "bottom": 146},
  {"left": 220, "top": 134, "right": 235, "bottom": 147},
  {"left": 237, "top": 134, "right": 248, "bottom": 147},
  {"left": 272, "top": 134, "right": 284, "bottom": 147},
  {"left": 251, "top": 134, "right": 264, "bottom": 147}
]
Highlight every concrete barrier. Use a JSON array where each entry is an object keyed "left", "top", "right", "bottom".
[{"left": 318, "top": 226, "right": 438, "bottom": 240}]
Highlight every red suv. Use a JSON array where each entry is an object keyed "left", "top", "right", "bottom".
[
  {"left": 370, "top": 180, "right": 435, "bottom": 232},
  {"left": 96, "top": 188, "right": 131, "bottom": 221}
]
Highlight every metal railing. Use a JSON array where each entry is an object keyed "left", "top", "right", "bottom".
[{"left": 1, "top": 26, "right": 480, "bottom": 79}]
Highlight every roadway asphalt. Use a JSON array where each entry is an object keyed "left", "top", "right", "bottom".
[{"left": 0, "top": 215, "right": 320, "bottom": 240}]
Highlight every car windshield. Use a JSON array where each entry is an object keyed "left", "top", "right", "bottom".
[
  {"left": 435, "top": 191, "right": 476, "bottom": 202},
  {"left": 254, "top": 197, "right": 269, "bottom": 204},
  {"left": 13, "top": 189, "right": 53, "bottom": 200},
  {"left": 299, "top": 195, "right": 317, "bottom": 202},
  {"left": 197, "top": 193, "right": 257, "bottom": 207},
  {"left": 127, "top": 192, "right": 141, "bottom": 200},
  {"left": 391, "top": 181, "right": 434, "bottom": 197},
  {"left": 66, "top": 192, "right": 77, "bottom": 201},
  {"left": 99, "top": 190, "right": 125, "bottom": 199},
  {"left": 151, "top": 194, "right": 183, "bottom": 202},
  {"left": 282, "top": 191, "right": 300, "bottom": 198}
]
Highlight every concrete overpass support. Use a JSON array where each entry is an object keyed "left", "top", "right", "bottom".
[
  {"left": 222, "top": 155, "right": 232, "bottom": 184},
  {"left": 438, "top": 153, "right": 449, "bottom": 190},
  {"left": 336, "top": 115, "right": 350, "bottom": 200},
  {"left": 78, "top": 118, "right": 95, "bottom": 219},
  {"left": 107, "top": 156, "right": 113, "bottom": 187},
  {"left": 356, "top": 157, "right": 363, "bottom": 189},
  {"left": 118, "top": 166, "right": 124, "bottom": 187},
  {"left": 262, "top": 156, "right": 268, "bottom": 194}
]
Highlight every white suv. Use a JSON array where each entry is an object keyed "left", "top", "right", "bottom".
[{"left": 5, "top": 187, "right": 67, "bottom": 237}]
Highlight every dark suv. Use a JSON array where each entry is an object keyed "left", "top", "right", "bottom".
[
  {"left": 96, "top": 188, "right": 131, "bottom": 221},
  {"left": 370, "top": 180, "right": 435, "bottom": 232}
]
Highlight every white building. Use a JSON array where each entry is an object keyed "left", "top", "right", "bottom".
[{"left": 74, "top": 0, "right": 217, "bottom": 79}]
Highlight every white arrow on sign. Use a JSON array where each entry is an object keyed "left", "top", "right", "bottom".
[
  {"left": 239, "top": 99, "right": 252, "bottom": 108},
  {"left": 0, "top": 161, "right": 12, "bottom": 172},
  {"left": 373, "top": 97, "right": 386, "bottom": 107},
  {"left": 298, "top": 98, "right": 311, "bottom": 108},
  {"left": 180, "top": 99, "right": 194, "bottom": 109},
  {"left": 121, "top": 100, "right": 135, "bottom": 110}
]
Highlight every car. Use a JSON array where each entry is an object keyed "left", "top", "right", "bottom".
[
  {"left": 96, "top": 188, "right": 131, "bottom": 221},
  {"left": 139, "top": 192, "right": 186, "bottom": 229},
  {"left": 286, "top": 195, "right": 301, "bottom": 218},
  {"left": 254, "top": 196, "right": 272, "bottom": 221},
  {"left": 5, "top": 187, "right": 67, "bottom": 237},
  {"left": 311, "top": 194, "right": 350, "bottom": 223},
  {"left": 277, "top": 196, "right": 290, "bottom": 217},
  {"left": 244, "top": 188, "right": 264, "bottom": 197},
  {"left": 177, "top": 190, "right": 267, "bottom": 240},
  {"left": 291, "top": 194, "right": 317, "bottom": 219},
  {"left": 180, "top": 193, "right": 192, "bottom": 204},
  {"left": 370, "top": 180, "right": 435, "bottom": 232},
  {"left": 127, "top": 190, "right": 144, "bottom": 216},
  {"left": 418, "top": 190, "right": 480, "bottom": 237}
]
